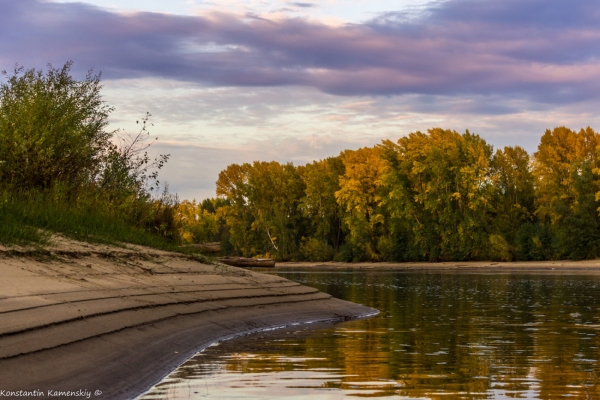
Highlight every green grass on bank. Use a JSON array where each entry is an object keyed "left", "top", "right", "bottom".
[
  {"left": 0, "top": 63, "right": 197, "bottom": 254},
  {"left": 0, "top": 191, "right": 181, "bottom": 251}
]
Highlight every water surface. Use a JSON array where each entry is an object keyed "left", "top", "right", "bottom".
[{"left": 140, "top": 270, "right": 600, "bottom": 399}]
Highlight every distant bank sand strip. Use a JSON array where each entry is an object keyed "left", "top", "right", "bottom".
[
  {"left": 0, "top": 245, "right": 376, "bottom": 400},
  {"left": 276, "top": 260, "right": 600, "bottom": 272}
]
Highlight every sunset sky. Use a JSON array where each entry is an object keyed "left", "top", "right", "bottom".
[{"left": 2, "top": 0, "right": 599, "bottom": 200}]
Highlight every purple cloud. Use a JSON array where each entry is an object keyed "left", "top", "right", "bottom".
[{"left": 1, "top": 0, "right": 599, "bottom": 104}]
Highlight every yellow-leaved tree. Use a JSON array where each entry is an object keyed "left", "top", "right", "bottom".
[
  {"left": 533, "top": 126, "right": 600, "bottom": 259},
  {"left": 335, "top": 146, "right": 389, "bottom": 261}
]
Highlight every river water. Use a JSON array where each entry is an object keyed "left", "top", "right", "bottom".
[{"left": 139, "top": 270, "right": 600, "bottom": 399}]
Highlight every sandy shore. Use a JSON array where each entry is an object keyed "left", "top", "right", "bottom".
[
  {"left": 0, "top": 238, "right": 376, "bottom": 400},
  {"left": 276, "top": 259, "right": 600, "bottom": 272}
]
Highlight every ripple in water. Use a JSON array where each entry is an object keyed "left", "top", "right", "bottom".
[{"left": 139, "top": 271, "right": 600, "bottom": 399}]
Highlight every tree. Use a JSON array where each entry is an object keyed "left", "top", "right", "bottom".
[
  {"left": 335, "top": 146, "right": 389, "bottom": 261},
  {"left": 98, "top": 112, "right": 169, "bottom": 202},
  {"left": 533, "top": 126, "right": 600, "bottom": 258},
  {"left": 380, "top": 129, "right": 496, "bottom": 261},
  {"left": 216, "top": 161, "right": 306, "bottom": 260},
  {"left": 246, "top": 161, "right": 306, "bottom": 260},
  {"left": 216, "top": 163, "right": 257, "bottom": 256},
  {"left": 491, "top": 146, "right": 535, "bottom": 259},
  {"left": 299, "top": 157, "right": 345, "bottom": 259},
  {"left": 0, "top": 62, "right": 113, "bottom": 191}
]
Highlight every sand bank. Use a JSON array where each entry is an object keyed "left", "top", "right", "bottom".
[
  {"left": 276, "top": 259, "right": 600, "bottom": 272},
  {"left": 0, "top": 238, "right": 376, "bottom": 399}
]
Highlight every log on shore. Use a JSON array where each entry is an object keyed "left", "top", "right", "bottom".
[
  {"left": 180, "top": 242, "right": 221, "bottom": 253},
  {"left": 218, "top": 256, "right": 276, "bottom": 268}
]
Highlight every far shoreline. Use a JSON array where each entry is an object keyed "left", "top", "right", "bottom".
[{"left": 275, "top": 259, "right": 600, "bottom": 273}]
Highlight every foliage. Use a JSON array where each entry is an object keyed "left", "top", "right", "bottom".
[
  {"left": 380, "top": 129, "right": 496, "bottom": 261},
  {"left": 97, "top": 112, "right": 169, "bottom": 203},
  {"left": 5, "top": 65, "right": 599, "bottom": 262},
  {"left": 336, "top": 147, "right": 388, "bottom": 261},
  {"left": 491, "top": 146, "right": 535, "bottom": 249},
  {"left": 0, "top": 62, "right": 179, "bottom": 246},
  {"left": 300, "top": 157, "right": 345, "bottom": 251},
  {"left": 216, "top": 161, "right": 306, "bottom": 260},
  {"left": 0, "top": 62, "right": 113, "bottom": 191},
  {"left": 176, "top": 198, "right": 228, "bottom": 244},
  {"left": 533, "top": 127, "right": 600, "bottom": 259},
  {"left": 208, "top": 125, "right": 600, "bottom": 262},
  {"left": 300, "top": 237, "right": 335, "bottom": 261}
]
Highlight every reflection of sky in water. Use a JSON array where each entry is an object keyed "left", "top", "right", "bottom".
[{"left": 140, "top": 271, "right": 600, "bottom": 399}]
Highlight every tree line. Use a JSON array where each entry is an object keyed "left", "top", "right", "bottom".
[
  {"left": 3, "top": 62, "right": 598, "bottom": 260},
  {"left": 178, "top": 127, "right": 600, "bottom": 262}
]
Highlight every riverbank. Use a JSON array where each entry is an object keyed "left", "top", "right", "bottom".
[
  {"left": 0, "top": 237, "right": 376, "bottom": 400},
  {"left": 276, "top": 259, "right": 600, "bottom": 272}
]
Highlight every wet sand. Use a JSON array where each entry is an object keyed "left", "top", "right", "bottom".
[{"left": 0, "top": 238, "right": 376, "bottom": 399}]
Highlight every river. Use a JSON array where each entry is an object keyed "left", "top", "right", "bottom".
[{"left": 139, "top": 270, "right": 600, "bottom": 399}]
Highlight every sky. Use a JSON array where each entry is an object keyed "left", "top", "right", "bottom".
[{"left": 2, "top": 0, "right": 600, "bottom": 200}]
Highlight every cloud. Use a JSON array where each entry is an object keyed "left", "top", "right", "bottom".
[
  {"left": 125, "top": 79, "right": 600, "bottom": 200},
  {"left": 146, "top": 92, "right": 600, "bottom": 201},
  {"left": 1, "top": 0, "right": 600, "bottom": 105},
  {"left": 148, "top": 134, "right": 375, "bottom": 200},
  {"left": 289, "top": 2, "right": 316, "bottom": 8}
]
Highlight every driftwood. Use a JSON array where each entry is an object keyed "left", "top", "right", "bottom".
[
  {"left": 218, "top": 256, "right": 275, "bottom": 268},
  {"left": 180, "top": 242, "right": 221, "bottom": 253}
]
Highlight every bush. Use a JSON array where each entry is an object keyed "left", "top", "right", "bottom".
[
  {"left": 0, "top": 62, "right": 179, "bottom": 247},
  {"left": 0, "top": 62, "right": 112, "bottom": 191},
  {"left": 488, "top": 234, "right": 513, "bottom": 261},
  {"left": 300, "top": 237, "right": 334, "bottom": 261}
]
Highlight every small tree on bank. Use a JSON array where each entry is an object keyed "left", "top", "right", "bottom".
[
  {"left": 0, "top": 61, "right": 180, "bottom": 244},
  {"left": 0, "top": 61, "right": 113, "bottom": 191}
]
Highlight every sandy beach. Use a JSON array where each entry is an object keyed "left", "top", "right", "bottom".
[{"left": 0, "top": 238, "right": 376, "bottom": 400}]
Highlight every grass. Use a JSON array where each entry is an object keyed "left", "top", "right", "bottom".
[
  {"left": 0, "top": 190, "right": 180, "bottom": 251},
  {"left": 0, "top": 203, "right": 49, "bottom": 245}
]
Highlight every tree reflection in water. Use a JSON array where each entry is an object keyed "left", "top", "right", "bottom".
[{"left": 141, "top": 271, "right": 600, "bottom": 399}]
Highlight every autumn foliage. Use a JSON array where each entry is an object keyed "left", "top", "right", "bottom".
[{"left": 179, "top": 126, "right": 600, "bottom": 262}]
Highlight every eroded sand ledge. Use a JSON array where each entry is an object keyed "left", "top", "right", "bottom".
[{"left": 0, "top": 238, "right": 376, "bottom": 399}]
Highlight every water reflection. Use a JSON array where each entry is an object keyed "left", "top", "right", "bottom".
[{"left": 140, "top": 271, "right": 600, "bottom": 399}]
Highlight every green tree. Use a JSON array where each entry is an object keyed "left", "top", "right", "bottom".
[
  {"left": 381, "top": 129, "right": 496, "bottom": 261},
  {"left": 246, "top": 161, "right": 306, "bottom": 260},
  {"left": 0, "top": 62, "right": 180, "bottom": 245},
  {"left": 299, "top": 157, "right": 345, "bottom": 259},
  {"left": 0, "top": 62, "right": 113, "bottom": 191},
  {"left": 491, "top": 146, "right": 535, "bottom": 259},
  {"left": 216, "top": 163, "right": 258, "bottom": 256},
  {"left": 216, "top": 161, "right": 306, "bottom": 260}
]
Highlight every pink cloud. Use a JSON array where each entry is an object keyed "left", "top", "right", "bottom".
[{"left": 1, "top": 0, "right": 599, "bottom": 104}]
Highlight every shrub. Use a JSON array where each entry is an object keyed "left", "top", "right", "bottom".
[
  {"left": 0, "top": 61, "right": 179, "bottom": 246},
  {"left": 489, "top": 234, "right": 513, "bottom": 261},
  {"left": 0, "top": 62, "right": 112, "bottom": 191},
  {"left": 300, "top": 237, "right": 334, "bottom": 261}
]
